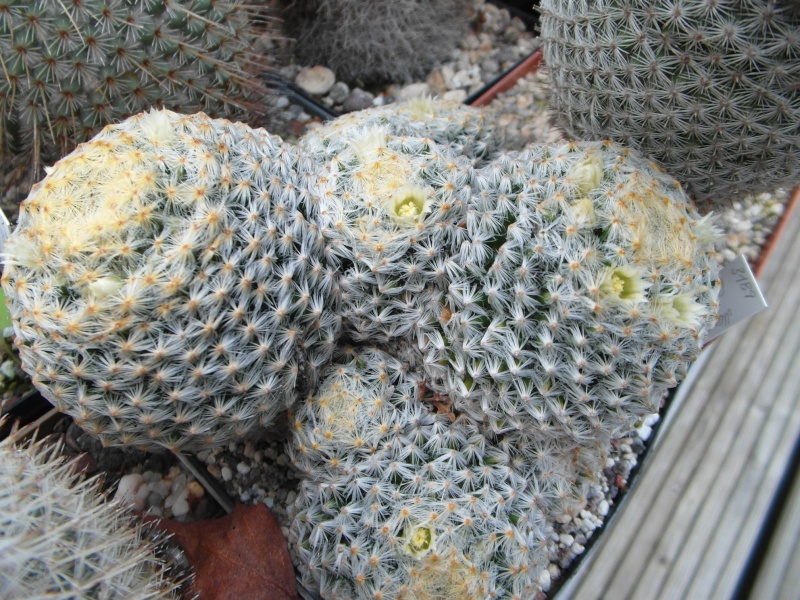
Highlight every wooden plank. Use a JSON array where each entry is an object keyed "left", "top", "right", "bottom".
[
  {"left": 748, "top": 446, "right": 800, "bottom": 599},
  {"left": 639, "top": 260, "right": 800, "bottom": 599},
  {"left": 670, "top": 340, "right": 800, "bottom": 598},
  {"left": 707, "top": 349, "right": 800, "bottom": 598},
  {"left": 562, "top": 206, "right": 800, "bottom": 600}
]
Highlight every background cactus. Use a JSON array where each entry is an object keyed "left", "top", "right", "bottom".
[
  {"left": 538, "top": 0, "right": 800, "bottom": 203},
  {"left": 0, "top": 0, "right": 274, "bottom": 211},
  {"left": 290, "top": 348, "right": 554, "bottom": 600},
  {"left": 0, "top": 436, "right": 178, "bottom": 599},
  {"left": 280, "top": 0, "right": 470, "bottom": 85},
  {"left": 420, "top": 141, "right": 720, "bottom": 447},
  {"left": 1, "top": 109, "right": 340, "bottom": 452}
]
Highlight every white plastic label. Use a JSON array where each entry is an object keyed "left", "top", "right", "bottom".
[{"left": 706, "top": 254, "right": 768, "bottom": 341}]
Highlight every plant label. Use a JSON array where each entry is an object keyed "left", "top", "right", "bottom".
[{"left": 706, "top": 254, "right": 768, "bottom": 342}]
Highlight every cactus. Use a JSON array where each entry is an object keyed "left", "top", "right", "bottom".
[
  {"left": 301, "top": 116, "right": 473, "bottom": 344},
  {"left": 421, "top": 141, "right": 720, "bottom": 445},
  {"left": 538, "top": 0, "right": 800, "bottom": 203},
  {"left": 0, "top": 436, "right": 178, "bottom": 599},
  {"left": 280, "top": 0, "right": 470, "bottom": 85},
  {"left": 290, "top": 348, "right": 556, "bottom": 600},
  {"left": 307, "top": 98, "right": 504, "bottom": 163},
  {"left": 1, "top": 109, "right": 341, "bottom": 452},
  {"left": 0, "top": 0, "right": 273, "bottom": 205}
]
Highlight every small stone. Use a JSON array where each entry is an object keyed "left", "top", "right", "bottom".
[
  {"left": 327, "top": 81, "right": 349, "bottom": 104},
  {"left": 264, "top": 497, "right": 275, "bottom": 508},
  {"left": 398, "top": 82, "right": 430, "bottom": 100},
  {"left": 221, "top": 466, "right": 233, "bottom": 482},
  {"left": 237, "top": 462, "right": 251, "bottom": 475},
  {"left": 426, "top": 69, "right": 446, "bottom": 95},
  {"left": 295, "top": 65, "right": 336, "bottom": 96},
  {"left": 114, "top": 473, "right": 144, "bottom": 509},
  {"left": 274, "top": 95, "right": 290, "bottom": 109},
  {"left": 186, "top": 480, "right": 205, "bottom": 500},
  {"left": 559, "top": 533, "right": 574, "bottom": 547},
  {"left": 206, "top": 464, "right": 221, "bottom": 479},
  {"left": 442, "top": 89, "right": 467, "bottom": 103},
  {"left": 285, "top": 490, "right": 297, "bottom": 506},
  {"left": 170, "top": 473, "right": 187, "bottom": 495},
  {"left": 598, "top": 499, "right": 610, "bottom": 516},
  {"left": 571, "top": 542, "right": 586, "bottom": 555},
  {"left": 276, "top": 454, "right": 289, "bottom": 467},
  {"left": 147, "top": 491, "right": 166, "bottom": 508},
  {"left": 343, "top": 89, "right": 374, "bottom": 113},
  {"left": 171, "top": 494, "right": 190, "bottom": 517},
  {"left": 0, "top": 360, "right": 15, "bottom": 379},
  {"left": 538, "top": 567, "right": 551, "bottom": 592}
]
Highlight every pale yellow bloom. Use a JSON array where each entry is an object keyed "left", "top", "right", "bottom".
[
  {"left": 572, "top": 153, "right": 605, "bottom": 195},
  {"left": 599, "top": 265, "right": 650, "bottom": 303},
  {"left": 390, "top": 184, "right": 433, "bottom": 223},
  {"left": 653, "top": 293, "right": 705, "bottom": 328},
  {"left": 403, "top": 524, "right": 435, "bottom": 559}
]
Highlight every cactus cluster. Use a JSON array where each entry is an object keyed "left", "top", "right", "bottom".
[
  {"left": 2, "top": 100, "right": 721, "bottom": 598},
  {"left": 539, "top": 0, "right": 800, "bottom": 202},
  {"left": 280, "top": 0, "right": 470, "bottom": 85},
  {"left": 0, "top": 436, "right": 178, "bottom": 599},
  {"left": 291, "top": 348, "right": 553, "bottom": 600},
  {"left": 0, "top": 0, "right": 273, "bottom": 205},
  {"left": 2, "top": 110, "right": 340, "bottom": 452}
]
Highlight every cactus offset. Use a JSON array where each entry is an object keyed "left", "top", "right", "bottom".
[
  {"left": 290, "top": 348, "right": 555, "bottom": 600},
  {"left": 423, "top": 141, "right": 720, "bottom": 446},
  {"left": 302, "top": 117, "right": 473, "bottom": 343},
  {"left": 2, "top": 110, "right": 340, "bottom": 452},
  {"left": 539, "top": 0, "right": 800, "bottom": 202}
]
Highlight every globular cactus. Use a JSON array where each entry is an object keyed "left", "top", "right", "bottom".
[
  {"left": 290, "top": 348, "right": 555, "bottom": 600},
  {"left": 310, "top": 98, "right": 504, "bottom": 163},
  {"left": 280, "top": 0, "right": 470, "bottom": 85},
  {"left": 2, "top": 109, "right": 341, "bottom": 452},
  {"left": 0, "top": 436, "right": 178, "bottom": 599},
  {"left": 538, "top": 0, "right": 800, "bottom": 202},
  {"left": 0, "top": 0, "right": 273, "bottom": 206},
  {"left": 422, "top": 141, "right": 720, "bottom": 446},
  {"left": 301, "top": 116, "right": 473, "bottom": 343}
]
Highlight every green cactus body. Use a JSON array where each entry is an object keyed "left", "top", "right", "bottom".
[
  {"left": 301, "top": 115, "right": 473, "bottom": 343},
  {"left": 290, "top": 348, "right": 554, "bottom": 600},
  {"left": 539, "top": 0, "right": 800, "bottom": 202},
  {"left": 0, "top": 437, "right": 178, "bottom": 599},
  {"left": 2, "top": 110, "right": 340, "bottom": 452},
  {"left": 0, "top": 0, "right": 271, "bottom": 202},
  {"left": 423, "top": 141, "right": 720, "bottom": 445}
]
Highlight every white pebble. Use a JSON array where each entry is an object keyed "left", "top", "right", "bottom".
[
  {"left": 221, "top": 466, "right": 233, "bottom": 482},
  {"left": 171, "top": 494, "right": 190, "bottom": 517},
  {"left": 598, "top": 499, "right": 610, "bottom": 517},
  {"left": 114, "top": 474, "right": 144, "bottom": 509},
  {"left": 571, "top": 542, "right": 586, "bottom": 555},
  {"left": 559, "top": 533, "right": 574, "bottom": 547},
  {"left": 538, "top": 567, "right": 551, "bottom": 592},
  {"left": 237, "top": 462, "right": 251, "bottom": 475}
]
